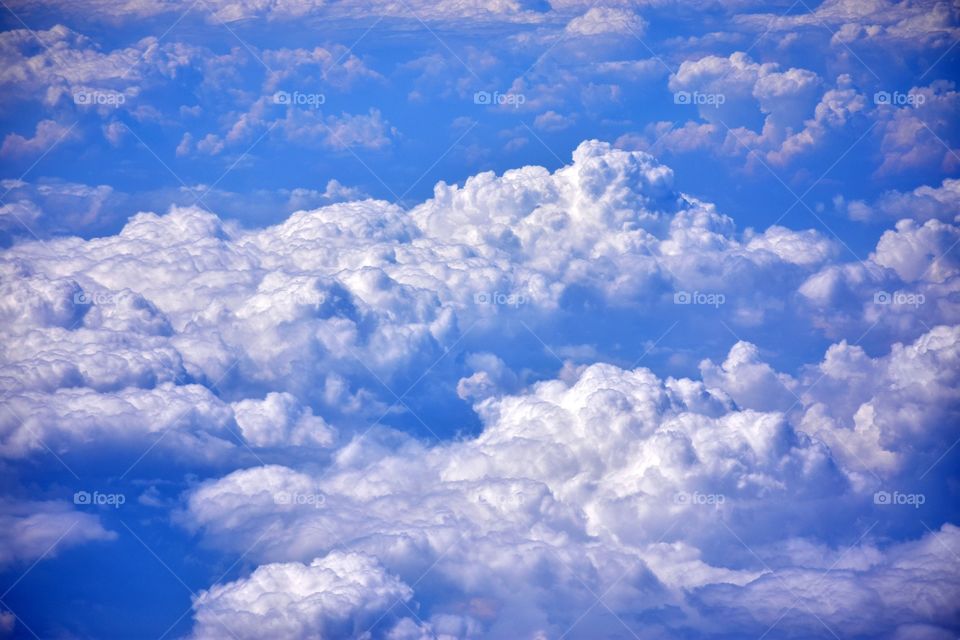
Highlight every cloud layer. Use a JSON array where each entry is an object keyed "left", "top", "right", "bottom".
[{"left": 0, "top": 2, "right": 957, "bottom": 632}]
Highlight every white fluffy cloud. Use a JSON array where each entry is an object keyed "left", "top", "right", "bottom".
[
  {"left": 1, "top": 1, "right": 958, "bottom": 635},
  {"left": 661, "top": 54, "right": 875, "bottom": 168},
  {"left": 0, "top": 25, "right": 191, "bottom": 107},
  {"left": 232, "top": 392, "right": 335, "bottom": 448},
  {"left": 798, "top": 324, "right": 960, "bottom": 481},
  {"left": 1, "top": 139, "right": 957, "bottom": 637},
  {"left": 799, "top": 216, "right": 960, "bottom": 340},
  {"left": 3, "top": 140, "right": 950, "bottom": 465},
  {"left": 0, "top": 120, "right": 78, "bottom": 158},
  {"left": 565, "top": 8, "right": 646, "bottom": 37},
  {"left": 873, "top": 82, "right": 960, "bottom": 177},
  {"left": 0, "top": 383, "right": 239, "bottom": 460},
  {"left": 703, "top": 325, "right": 960, "bottom": 485},
  {"left": 182, "top": 322, "right": 959, "bottom": 637},
  {"left": 737, "top": 0, "right": 960, "bottom": 48},
  {"left": 191, "top": 551, "right": 413, "bottom": 639},
  {"left": 845, "top": 177, "right": 960, "bottom": 223},
  {"left": 0, "top": 499, "right": 115, "bottom": 568},
  {"left": 874, "top": 218, "right": 960, "bottom": 283},
  {"left": 669, "top": 52, "right": 821, "bottom": 127},
  {"left": 697, "top": 524, "right": 960, "bottom": 638}
]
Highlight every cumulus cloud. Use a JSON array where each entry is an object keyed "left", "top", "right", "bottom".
[
  {"left": 0, "top": 120, "right": 78, "bottom": 158},
  {"left": 232, "top": 392, "right": 336, "bottom": 448},
  {"left": 874, "top": 218, "right": 960, "bottom": 283},
  {"left": 797, "top": 215, "right": 960, "bottom": 342},
  {"left": 697, "top": 523, "right": 960, "bottom": 637},
  {"left": 2, "top": 140, "right": 937, "bottom": 468},
  {"left": 661, "top": 54, "right": 875, "bottom": 168},
  {"left": 737, "top": 0, "right": 960, "bottom": 48},
  {"left": 0, "top": 25, "right": 192, "bottom": 107},
  {"left": 798, "top": 325, "right": 960, "bottom": 482},
  {"left": 0, "top": 382, "right": 242, "bottom": 461},
  {"left": 844, "top": 177, "right": 960, "bottom": 223},
  {"left": 0, "top": 138, "right": 956, "bottom": 637},
  {"left": 699, "top": 340, "right": 798, "bottom": 411},
  {"left": 533, "top": 110, "right": 575, "bottom": 132},
  {"left": 668, "top": 52, "right": 822, "bottom": 129},
  {"left": 766, "top": 74, "right": 867, "bottom": 165},
  {"left": 0, "top": 499, "right": 115, "bottom": 568},
  {"left": 565, "top": 7, "right": 646, "bottom": 37},
  {"left": 182, "top": 323, "right": 959, "bottom": 638},
  {"left": 1, "top": 0, "right": 958, "bottom": 635},
  {"left": 0, "top": 24, "right": 390, "bottom": 171},
  {"left": 193, "top": 104, "right": 397, "bottom": 156},
  {"left": 873, "top": 81, "right": 960, "bottom": 177},
  {"left": 261, "top": 45, "right": 383, "bottom": 91},
  {"left": 302, "top": 108, "right": 397, "bottom": 150},
  {"left": 191, "top": 551, "right": 413, "bottom": 639},
  {"left": 698, "top": 323, "right": 960, "bottom": 484}
]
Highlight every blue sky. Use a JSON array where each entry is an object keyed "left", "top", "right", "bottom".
[{"left": 1, "top": 1, "right": 959, "bottom": 639}]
